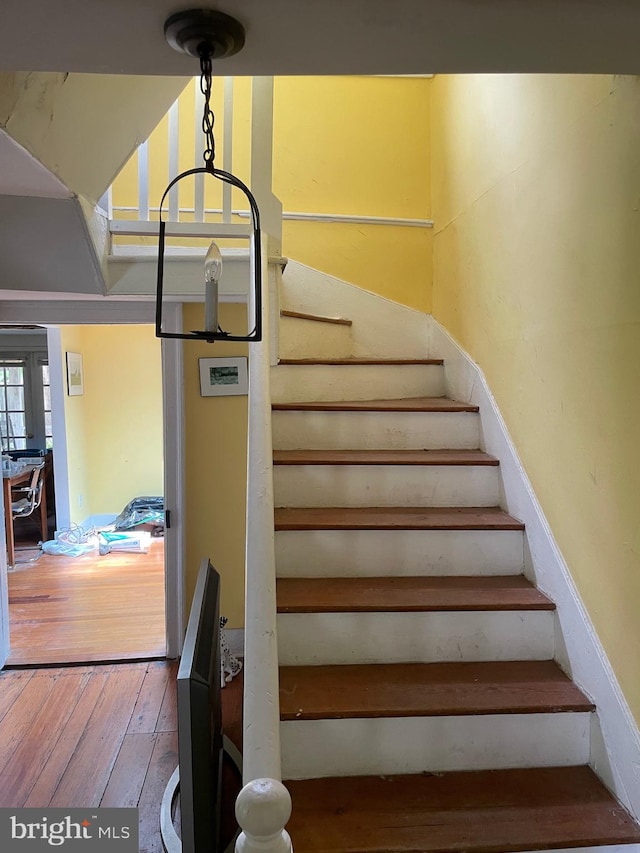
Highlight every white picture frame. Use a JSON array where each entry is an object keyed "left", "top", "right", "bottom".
[
  {"left": 199, "top": 357, "right": 248, "bottom": 397},
  {"left": 66, "top": 352, "right": 84, "bottom": 396}
]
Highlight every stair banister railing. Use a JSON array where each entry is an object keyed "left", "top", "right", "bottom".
[
  {"left": 235, "top": 238, "right": 292, "bottom": 853},
  {"left": 235, "top": 76, "right": 289, "bottom": 853}
]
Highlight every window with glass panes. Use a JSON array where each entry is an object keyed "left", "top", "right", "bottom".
[
  {"left": 40, "top": 359, "right": 53, "bottom": 449},
  {"left": 0, "top": 359, "right": 28, "bottom": 451},
  {"left": 0, "top": 351, "right": 50, "bottom": 452}
]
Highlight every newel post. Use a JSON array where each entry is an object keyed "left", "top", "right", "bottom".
[{"left": 235, "top": 778, "right": 293, "bottom": 853}]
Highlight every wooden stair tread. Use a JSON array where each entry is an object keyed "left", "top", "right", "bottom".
[
  {"left": 277, "top": 358, "right": 443, "bottom": 365},
  {"left": 284, "top": 766, "right": 640, "bottom": 853},
  {"left": 279, "top": 660, "right": 594, "bottom": 720},
  {"left": 274, "top": 506, "right": 525, "bottom": 531},
  {"left": 281, "top": 309, "right": 353, "bottom": 326},
  {"left": 276, "top": 576, "right": 554, "bottom": 613},
  {"left": 273, "top": 449, "right": 498, "bottom": 466},
  {"left": 273, "top": 396, "right": 479, "bottom": 412}
]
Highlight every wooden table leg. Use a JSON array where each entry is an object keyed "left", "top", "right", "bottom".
[{"left": 3, "top": 477, "right": 15, "bottom": 568}]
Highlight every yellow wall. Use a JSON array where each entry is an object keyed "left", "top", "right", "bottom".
[
  {"left": 273, "top": 76, "right": 432, "bottom": 310},
  {"left": 183, "top": 303, "right": 248, "bottom": 627},
  {"left": 59, "top": 326, "right": 91, "bottom": 526},
  {"left": 431, "top": 74, "right": 640, "bottom": 724},
  {"left": 60, "top": 325, "right": 163, "bottom": 521},
  {"left": 110, "top": 76, "right": 432, "bottom": 310}
]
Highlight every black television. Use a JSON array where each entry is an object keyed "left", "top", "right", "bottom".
[{"left": 160, "top": 558, "right": 242, "bottom": 853}]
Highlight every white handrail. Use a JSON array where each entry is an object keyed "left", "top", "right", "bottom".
[{"left": 236, "top": 240, "right": 291, "bottom": 853}]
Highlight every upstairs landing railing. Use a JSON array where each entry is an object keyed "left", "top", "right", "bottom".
[{"left": 107, "top": 76, "right": 282, "bottom": 247}]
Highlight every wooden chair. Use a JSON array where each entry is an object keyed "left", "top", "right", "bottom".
[{"left": 11, "top": 462, "right": 46, "bottom": 521}]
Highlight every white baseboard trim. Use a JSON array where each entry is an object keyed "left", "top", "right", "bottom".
[
  {"left": 55, "top": 514, "right": 118, "bottom": 538},
  {"left": 429, "top": 317, "right": 640, "bottom": 820},
  {"left": 224, "top": 627, "right": 244, "bottom": 659},
  {"left": 85, "top": 513, "right": 118, "bottom": 530}
]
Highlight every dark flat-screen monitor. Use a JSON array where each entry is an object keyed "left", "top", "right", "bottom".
[
  {"left": 160, "top": 559, "right": 242, "bottom": 853},
  {"left": 178, "top": 558, "right": 223, "bottom": 853},
  {"left": 161, "top": 558, "right": 235, "bottom": 853}
]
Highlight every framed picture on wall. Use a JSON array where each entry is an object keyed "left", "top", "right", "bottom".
[
  {"left": 199, "top": 357, "right": 248, "bottom": 397},
  {"left": 66, "top": 352, "right": 84, "bottom": 396}
]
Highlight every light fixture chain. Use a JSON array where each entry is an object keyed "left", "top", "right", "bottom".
[{"left": 199, "top": 54, "right": 216, "bottom": 171}]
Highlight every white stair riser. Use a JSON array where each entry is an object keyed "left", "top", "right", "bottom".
[
  {"left": 277, "top": 611, "right": 553, "bottom": 665},
  {"left": 280, "top": 712, "right": 590, "bottom": 779},
  {"left": 275, "top": 529, "right": 524, "bottom": 577},
  {"left": 279, "top": 316, "right": 353, "bottom": 360},
  {"left": 271, "top": 364, "right": 445, "bottom": 403},
  {"left": 272, "top": 410, "right": 480, "bottom": 451},
  {"left": 274, "top": 464, "right": 500, "bottom": 508}
]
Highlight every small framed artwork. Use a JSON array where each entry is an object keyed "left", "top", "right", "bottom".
[
  {"left": 66, "top": 352, "right": 84, "bottom": 396},
  {"left": 199, "top": 357, "right": 248, "bottom": 397}
]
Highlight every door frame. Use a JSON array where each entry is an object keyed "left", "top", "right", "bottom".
[{"left": 0, "top": 298, "right": 185, "bottom": 659}]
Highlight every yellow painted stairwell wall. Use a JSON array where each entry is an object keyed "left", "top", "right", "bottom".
[
  {"left": 431, "top": 74, "right": 640, "bottom": 725},
  {"left": 182, "top": 303, "right": 248, "bottom": 626},
  {"left": 273, "top": 76, "right": 432, "bottom": 311}
]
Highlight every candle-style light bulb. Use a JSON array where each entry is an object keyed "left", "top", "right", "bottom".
[{"left": 204, "top": 240, "right": 223, "bottom": 333}]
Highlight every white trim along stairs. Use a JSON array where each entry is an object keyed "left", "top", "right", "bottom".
[{"left": 264, "top": 262, "right": 640, "bottom": 853}]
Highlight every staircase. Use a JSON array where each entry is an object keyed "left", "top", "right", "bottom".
[{"left": 269, "top": 308, "right": 640, "bottom": 852}]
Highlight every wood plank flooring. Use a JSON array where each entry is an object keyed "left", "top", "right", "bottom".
[
  {"left": 274, "top": 506, "right": 526, "bottom": 531},
  {"left": 285, "top": 768, "right": 640, "bottom": 853},
  {"left": 0, "top": 661, "right": 243, "bottom": 853},
  {"left": 7, "top": 540, "right": 165, "bottom": 665},
  {"left": 278, "top": 358, "right": 444, "bottom": 365},
  {"left": 276, "top": 576, "right": 554, "bottom": 612},
  {"left": 273, "top": 449, "right": 499, "bottom": 465},
  {"left": 279, "top": 661, "right": 595, "bottom": 720},
  {"left": 272, "top": 396, "right": 479, "bottom": 412}
]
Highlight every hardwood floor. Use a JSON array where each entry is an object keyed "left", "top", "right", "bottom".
[
  {"left": 7, "top": 539, "right": 166, "bottom": 665},
  {"left": 0, "top": 660, "right": 243, "bottom": 852}
]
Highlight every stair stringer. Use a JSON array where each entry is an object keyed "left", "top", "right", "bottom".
[
  {"left": 280, "top": 260, "right": 432, "bottom": 360},
  {"left": 428, "top": 316, "right": 640, "bottom": 822}
]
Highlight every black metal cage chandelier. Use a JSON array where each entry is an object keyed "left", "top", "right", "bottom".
[{"left": 156, "top": 9, "right": 262, "bottom": 343}]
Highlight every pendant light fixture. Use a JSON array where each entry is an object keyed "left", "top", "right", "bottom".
[{"left": 156, "top": 9, "right": 262, "bottom": 343}]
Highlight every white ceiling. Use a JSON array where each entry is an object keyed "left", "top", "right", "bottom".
[{"left": 1, "top": 0, "right": 640, "bottom": 76}]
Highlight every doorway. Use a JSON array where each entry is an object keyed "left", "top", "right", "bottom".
[
  {"left": 5, "top": 322, "right": 165, "bottom": 664},
  {"left": 0, "top": 302, "right": 185, "bottom": 668}
]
